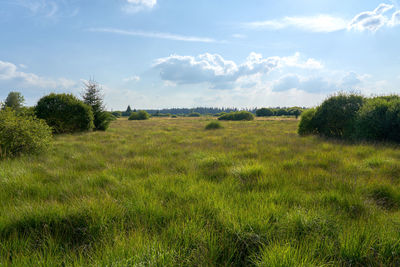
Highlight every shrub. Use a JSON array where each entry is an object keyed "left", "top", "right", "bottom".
[
  {"left": 275, "top": 109, "right": 288, "bottom": 116},
  {"left": 129, "top": 110, "right": 150, "bottom": 120},
  {"left": 35, "top": 93, "right": 94, "bottom": 134},
  {"left": 111, "top": 111, "right": 122, "bottom": 118},
  {"left": 171, "top": 115, "right": 178, "bottom": 118},
  {"left": 188, "top": 112, "right": 201, "bottom": 117},
  {"left": 218, "top": 111, "right": 254, "bottom": 121},
  {"left": 0, "top": 108, "right": 52, "bottom": 158},
  {"left": 256, "top": 108, "right": 274, "bottom": 117},
  {"left": 298, "top": 108, "right": 318, "bottom": 135},
  {"left": 95, "top": 112, "right": 113, "bottom": 131},
  {"left": 313, "top": 93, "right": 364, "bottom": 139},
  {"left": 152, "top": 112, "right": 171, "bottom": 117},
  {"left": 356, "top": 96, "right": 400, "bottom": 142},
  {"left": 214, "top": 112, "right": 227, "bottom": 117},
  {"left": 205, "top": 121, "right": 223, "bottom": 130}
]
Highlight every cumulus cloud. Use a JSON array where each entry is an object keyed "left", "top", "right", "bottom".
[
  {"left": 0, "top": 60, "right": 75, "bottom": 88},
  {"left": 272, "top": 71, "right": 365, "bottom": 93},
  {"left": 153, "top": 52, "right": 323, "bottom": 89},
  {"left": 245, "top": 3, "right": 400, "bottom": 33},
  {"left": 272, "top": 74, "right": 336, "bottom": 93},
  {"left": 124, "top": 0, "right": 157, "bottom": 13},
  {"left": 348, "top": 3, "right": 394, "bottom": 31}
]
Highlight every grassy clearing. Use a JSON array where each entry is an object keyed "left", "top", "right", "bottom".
[{"left": 1, "top": 117, "right": 400, "bottom": 266}]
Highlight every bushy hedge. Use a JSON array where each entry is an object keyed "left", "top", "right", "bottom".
[
  {"left": 35, "top": 93, "right": 94, "bottom": 134},
  {"left": 0, "top": 108, "right": 52, "bottom": 158},
  {"left": 298, "top": 93, "right": 400, "bottom": 143},
  {"left": 188, "top": 112, "right": 201, "bottom": 117},
  {"left": 298, "top": 108, "right": 317, "bottom": 136},
  {"left": 356, "top": 96, "right": 400, "bottom": 142},
  {"left": 256, "top": 108, "right": 274, "bottom": 117},
  {"left": 129, "top": 111, "right": 150, "bottom": 120},
  {"left": 218, "top": 111, "right": 255, "bottom": 121},
  {"left": 313, "top": 93, "right": 364, "bottom": 139}
]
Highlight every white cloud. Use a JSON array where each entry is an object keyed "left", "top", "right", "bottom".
[
  {"left": 245, "top": 15, "right": 348, "bottom": 33},
  {"left": 124, "top": 0, "right": 157, "bottom": 13},
  {"left": 123, "top": 75, "right": 140, "bottom": 82},
  {"left": 13, "top": 0, "right": 78, "bottom": 18},
  {"left": 389, "top": 10, "right": 400, "bottom": 26},
  {"left": 153, "top": 52, "right": 323, "bottom": 89},
  {"left": 0, "top": 60, "right": 75, "bottom": 88},
  {"left": 89, "top": 28, "right": 217, "bottom": 43},
  {"left": 245, "top": 3, "right": 400, "bottom": 33},
  {"left": 348, "top": 3, "right": 394, "bottom": 32},
  {"left": 272, "top": 71, "right": 366, "bottom": 93}
]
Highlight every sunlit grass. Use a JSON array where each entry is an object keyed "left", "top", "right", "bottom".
[{"left": 1, "top": 117, "right": 400, "bottom": 266}]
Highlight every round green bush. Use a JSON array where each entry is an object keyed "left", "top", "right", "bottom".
[
  {"left": 128, "top": 110, "right": 150, "bottom": 120},
  {"left": 218, "top": 111, "right": 255, "bottom": 121},
  {"left": 298, "top": 108, "right": 317, "bottom": 135},
  {"left": 205, "top": 121, "right": 223, "bottom": 130},
  {"left": 313, "top": 93, "right": 364, "bottom": 139},
  {"left": 356, "top": 96, "right": 400, "bottom": 142},
  {"left": 35, "top": 93, "right": 94, "bottom": 134},
  {"left": 0, "top": 108, "right": 52, "bottom": 158},
  {"left": 188, "top": 112, "right": 201, "bottom": 117}
]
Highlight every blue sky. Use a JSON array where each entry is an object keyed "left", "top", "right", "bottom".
[{"left": 0, "top": 0, "right": 399, "bottom": 110}]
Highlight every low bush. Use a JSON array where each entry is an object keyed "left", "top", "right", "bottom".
[
  {"left": 0, "top": 108, "right": 52, "bottom": 158},
  {"left": 129, "top": 111, "right": 150, "bottom": 120},
  {"left": 188, "top": 112, "right": 201, "bottom": 117},
  {"left": 298, "top": 93, "right": 400, "bottom": 143},
  {"left": 205, "top": 121, "right": 223, "bottom": 130},
  {"left": 35, "top": 93, "right": 94, "bottom": 134},
  {"left": 152, "top": 112, "right": 171, "bottom": 117},
  {"left": 218, "top": 111, "right": 254, "bottom": 121},
  {"left": 111, "top": 111, "right": 122, "bottom": 118},
  {"left": 313, "top": 93, "right": 364, "bottom": 139},
  {"left": 214, "top": 112, "right": 227, "bottom": 117},
  {"left": 298, "top": 108, "right": 317, "bottom": 135},
  {"left": 356, "top": 96, "right": 400, "bottom": 142}
]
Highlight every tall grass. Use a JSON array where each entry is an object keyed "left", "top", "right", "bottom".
[{"left": 1, "top": 117, "right": 400, "bottom": 266}]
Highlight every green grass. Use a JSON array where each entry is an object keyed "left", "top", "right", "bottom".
[{"left": 1, "top": 117, "right": 400, "bottom": 266}]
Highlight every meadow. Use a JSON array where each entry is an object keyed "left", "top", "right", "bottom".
[{"left": 1, "top": 117, "right": 400, "bottom": 266}]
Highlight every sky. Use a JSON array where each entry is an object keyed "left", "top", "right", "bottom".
[{"left": 0, "top": 0, "right": 400, "bottom": 110}]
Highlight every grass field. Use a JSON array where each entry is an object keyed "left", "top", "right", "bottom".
[{"left": 1, "top": 117, "right": 400, "bottom": 266}]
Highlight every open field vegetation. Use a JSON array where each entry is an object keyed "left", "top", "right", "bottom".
[{"left": 1, "top": 116, "right": 400, "bottom": 266}]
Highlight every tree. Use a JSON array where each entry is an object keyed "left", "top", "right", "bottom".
[
  {"left": 122, "top": 105, "right": 133, "bottom": 117},
  {"left": 82, "top": 80, "right": 111, "bottom": 131},
  {"left": 3, "top": 92, "right": 24, "bottom": 110}
]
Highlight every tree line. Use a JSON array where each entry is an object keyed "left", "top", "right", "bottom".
[{"left": 112, "top": 106, "right": 306, "bottom": 118}]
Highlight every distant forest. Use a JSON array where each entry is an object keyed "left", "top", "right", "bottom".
[{"left": 115, "top": 106, "right": 307, "bottom": 116}]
